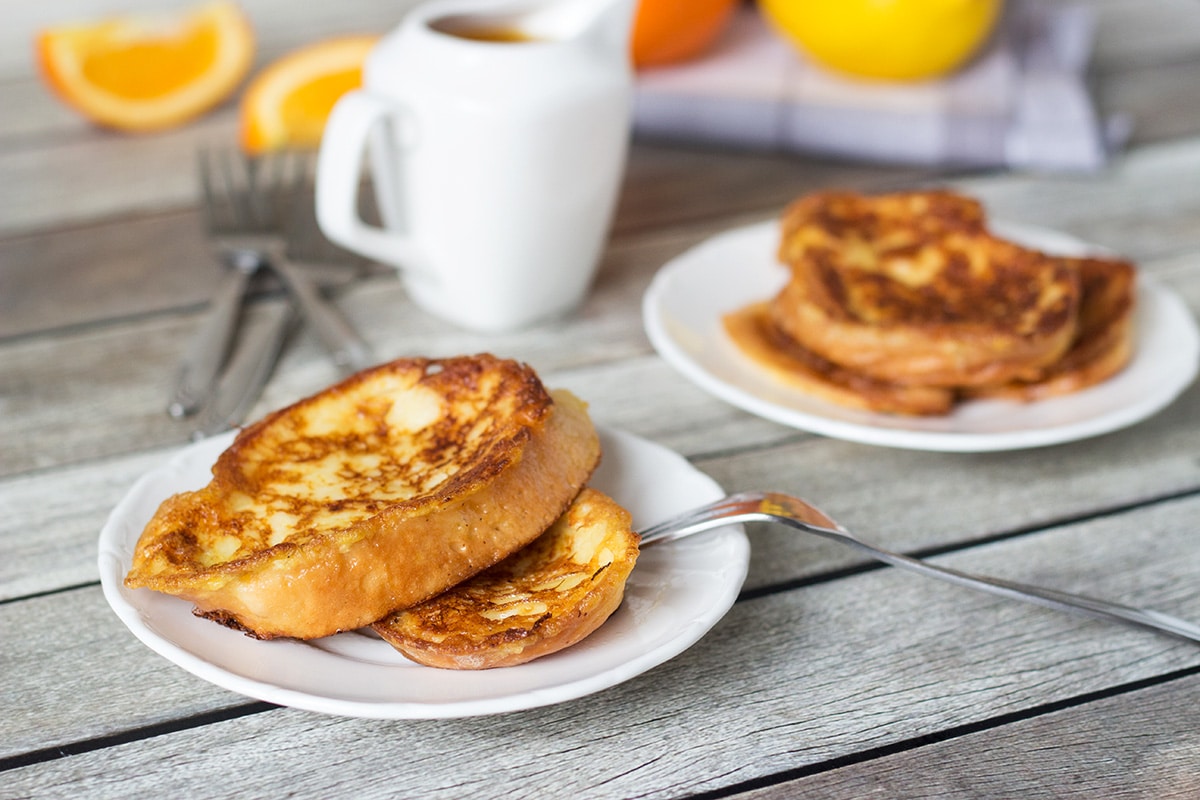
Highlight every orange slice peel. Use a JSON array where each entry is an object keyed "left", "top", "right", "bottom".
[
  {"left": 37, "top": 0, "right": 255, "bottom": 132},
  {"left": 238, "top": 35, "right": 379, "bottom": 154}
]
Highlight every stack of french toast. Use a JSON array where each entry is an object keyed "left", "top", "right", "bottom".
[
  {"left": 125, "top": 354, "right": 639, "bottom": 669},
  {"left": 724, "top": 190, "right": 1136, "bottom": 415}
]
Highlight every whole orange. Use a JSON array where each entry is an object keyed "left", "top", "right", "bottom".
[{"left": 632, "top": 0, "right": 740, "bottom": 68}]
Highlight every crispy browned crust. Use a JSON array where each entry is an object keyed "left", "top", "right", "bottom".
[
  {"left": 966, "top": 256, "right": 1136, "bottom": 401},
  {"left": 125, "top": 355, "right": 601, "bottom": 640},
  {"left": 723, "top": 302, "right": 955, "bottom": 416},
  {"left": 727, "top": 191, "right": 1139, "bottom": 416},
  {"left": 771, "top": 189, "right": 1081, "bottom": 388},
  {"left": 778, "top": 189, "right": 988, "bottom": 266},
  {"left": 374, "top": 488, "right": 638, "bottom": 669}
]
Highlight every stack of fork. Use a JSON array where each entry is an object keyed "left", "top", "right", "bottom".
[{"left": 168, "top": 148, "right": 376, "bottom": 440}]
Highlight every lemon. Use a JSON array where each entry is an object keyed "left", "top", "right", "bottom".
[{"left": 759, "top": 0, "right": 1003, "bottom": 82}]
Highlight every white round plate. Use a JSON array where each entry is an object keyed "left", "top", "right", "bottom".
[
  {"left": 643, "top": 220, "right": 1199, "bottom": 452},
  {"left": 98, "top": 427, "right": 748, "bottom": 719}
]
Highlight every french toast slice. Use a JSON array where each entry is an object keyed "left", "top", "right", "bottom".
[
  {"left": 374, "top": 488, "right": 639, "bottom": 669},
  {"left": 125, "top": 355, "right": 602, "bottom": 640},
  {"left": 723, "top": 302, "right": 956, "bottom": 416},
  {"left": 967, "top": 256, "right": 1136, "bottom": 401},
  {"left": 770, "top": 190, "right": 1081, "bottom": 388},
  {"left": 777, "top": 189, "right": 988, "bottom": 267}
]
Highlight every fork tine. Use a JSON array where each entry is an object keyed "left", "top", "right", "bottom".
[
  {"left": 240, "top": 151, "right": 258, "bottom": 222},
  {"left": 253, "top": 151, "right": 276, "bottom": 225},
  {"left": 263, "top": 150, "right": 288, "bottom": 223},
  {"left": 216, "top": 147, "right": 254, "bottom": 229},
  {"left": 254, "top": 149, "right": 297, "bottom": 231},
  {"left": 171, "top": 145, "right": 265, "bottom": 419},
  {"left": 197, "top": 146, "right": 219, "bottom": 231},
  {"left": 283, "top": 151, "right": 318, "bottom": 258},
  {"left": 196, "top": 144, "right": 374, "bottom": 375},
  {"left": 288, "top": 149, "right": 310, "bottom": 207}
]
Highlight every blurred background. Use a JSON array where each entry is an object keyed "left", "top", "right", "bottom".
[{"left": 3, "top": 0, "right": 1193, "bottom": 238}]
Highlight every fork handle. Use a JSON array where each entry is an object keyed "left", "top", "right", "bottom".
[
  {"left": 269, "top": 254, "right": 374, "bottom": 374},
  {"left": 861, "top": 544, "right": 1200, "bottom": 644},
  {"left": 778, "top": 517, "right": 1200, "bottom": 645},
  {"left": 167, "top": 264, "right": 253, "bottom": 418},
  {"left": 191, "top": 301, "right": 294, "bottom": 439},
  {"left": 641, "top": 503, "right": 1200, "bottom": 645}
]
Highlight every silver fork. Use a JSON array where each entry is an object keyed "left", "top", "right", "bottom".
[
  {"left": 190, "top": 300, "right": 295, "bottom": 440},
  {"left": 166, "top": 151, "right": 266, "bottom": 418},
  {"left": 205, "top": 148, "right": 375, "bottom": 374},
  {"left": 639, "top": 491, "right": 1200, "bottom": 645}
]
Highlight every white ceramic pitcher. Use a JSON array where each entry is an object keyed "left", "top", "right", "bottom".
[{"left": 316, "top": 0, "right": 637, "bottom": 332}]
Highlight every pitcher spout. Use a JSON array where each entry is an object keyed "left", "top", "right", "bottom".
[
  {"left": 441, "top": 0, "right": 635, "bottom": 48},
  {"left": 530, "top": 0, "right": 638, "bottom": 49}
]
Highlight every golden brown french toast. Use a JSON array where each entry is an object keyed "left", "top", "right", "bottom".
[
  {"left": 967, "top": 255, "right": 1135, "bottom": 402},
  {"left": 723, "top": 302, "right": 956, "bottom": 415},
  {"left": 125, "top": 354, "right": 602, "bottom": 640},
  {"left": 724, "top": 190, "right": 1140, "bottom": 416},
  {"left": 777, "top": 189, "right": 987, "bottom": 267},
  {"left": 770, "top": 189, "right": 1081, "bottom": 388},
  {"left": 374, "top": 488, "right": 639, "bottom": 669}
]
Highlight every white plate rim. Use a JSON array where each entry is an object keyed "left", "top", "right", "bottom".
[
  {"left": 643, "top": 219, "right": 1200, "bottom": 452},
  {"left": 98, "top": 426, "right": 749, "bottom": 719}
]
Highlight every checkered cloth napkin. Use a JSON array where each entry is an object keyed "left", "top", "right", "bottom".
[{"left": 633, "top": 1, "right": 1127, "bottom": 172}]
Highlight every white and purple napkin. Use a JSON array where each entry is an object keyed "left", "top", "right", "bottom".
[{"left": 634, "top": 1, "right": 1127, "bottom": 172}]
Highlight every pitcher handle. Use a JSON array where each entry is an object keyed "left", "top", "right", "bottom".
[{"left": 316, "top": 91, "right": 431, "bottom": 276}]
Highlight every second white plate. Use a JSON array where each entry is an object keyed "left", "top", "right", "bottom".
[
  {"left": 99, "top": 427, "right": 749, "bottom": 718},
  {"left": 643, "top": 220, "right": 1199, "bottom": 452}
]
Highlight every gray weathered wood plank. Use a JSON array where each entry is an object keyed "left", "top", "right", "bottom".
[
  {"left": 957, "top": 139, "right": 1200, "bottom": 260},
  {"left": 6, "top": 4, "right": 1200, "bottom": 795},
  {"left": 4, "top": 132, "right": 1200, "bottom": 477},
  {"left": 6, "top": 497, "right": 1200, "bottom": 796},
  {"left": 6, "top": 331, "right": 1200, "bottom": 603},
  {"left": 739, "top": 673, "right": 1200, "bottom": 799},
  {"left": 4, "top": 237, "right": 1200, "bottom": 599},
  {"left": 0, "top": 148, "right": 925, "bottom": 338},
  {"left": 1099, "top": 58, "right": 1200, "bottom": 148},
  {"left": 1081, "top": 0, "right": 1200, "bottom": 72}
]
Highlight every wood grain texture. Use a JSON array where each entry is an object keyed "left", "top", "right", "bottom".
[
  {"left": 6, "top": 3, "right": 1200, "bottom": 798},
  {"left": 957, "top": 138, "right": 1200, "bottom": 260},
  {"left": 1081, "top": 0, "right": 1200, "bottom": 72},
  {"left": 4, "top": 262, "right": 1200, "bottom": 604},
  {"left": 739, "top": 674, "right": 1200, "bottom": 800},
  {"left": 5, "top": 341, "right": 1200, "bottom": 602},
  {"left": 6, "top": 498, "right": 1200, "bottom": 795},
  {"left": 4, "top": 133, "right": 1200, "bottom": 476}
]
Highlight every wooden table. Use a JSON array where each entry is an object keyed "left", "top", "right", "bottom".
[{"left": 5, "top": 1, "right": 1200, "bottom": 796}]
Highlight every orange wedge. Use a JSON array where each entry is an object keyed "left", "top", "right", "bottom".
[
  {"left": 238, "top": 35, "right": 379, "bottom": 154},
  {"left": 36, "top": 0, "right": 255, "bottom": 132}
]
